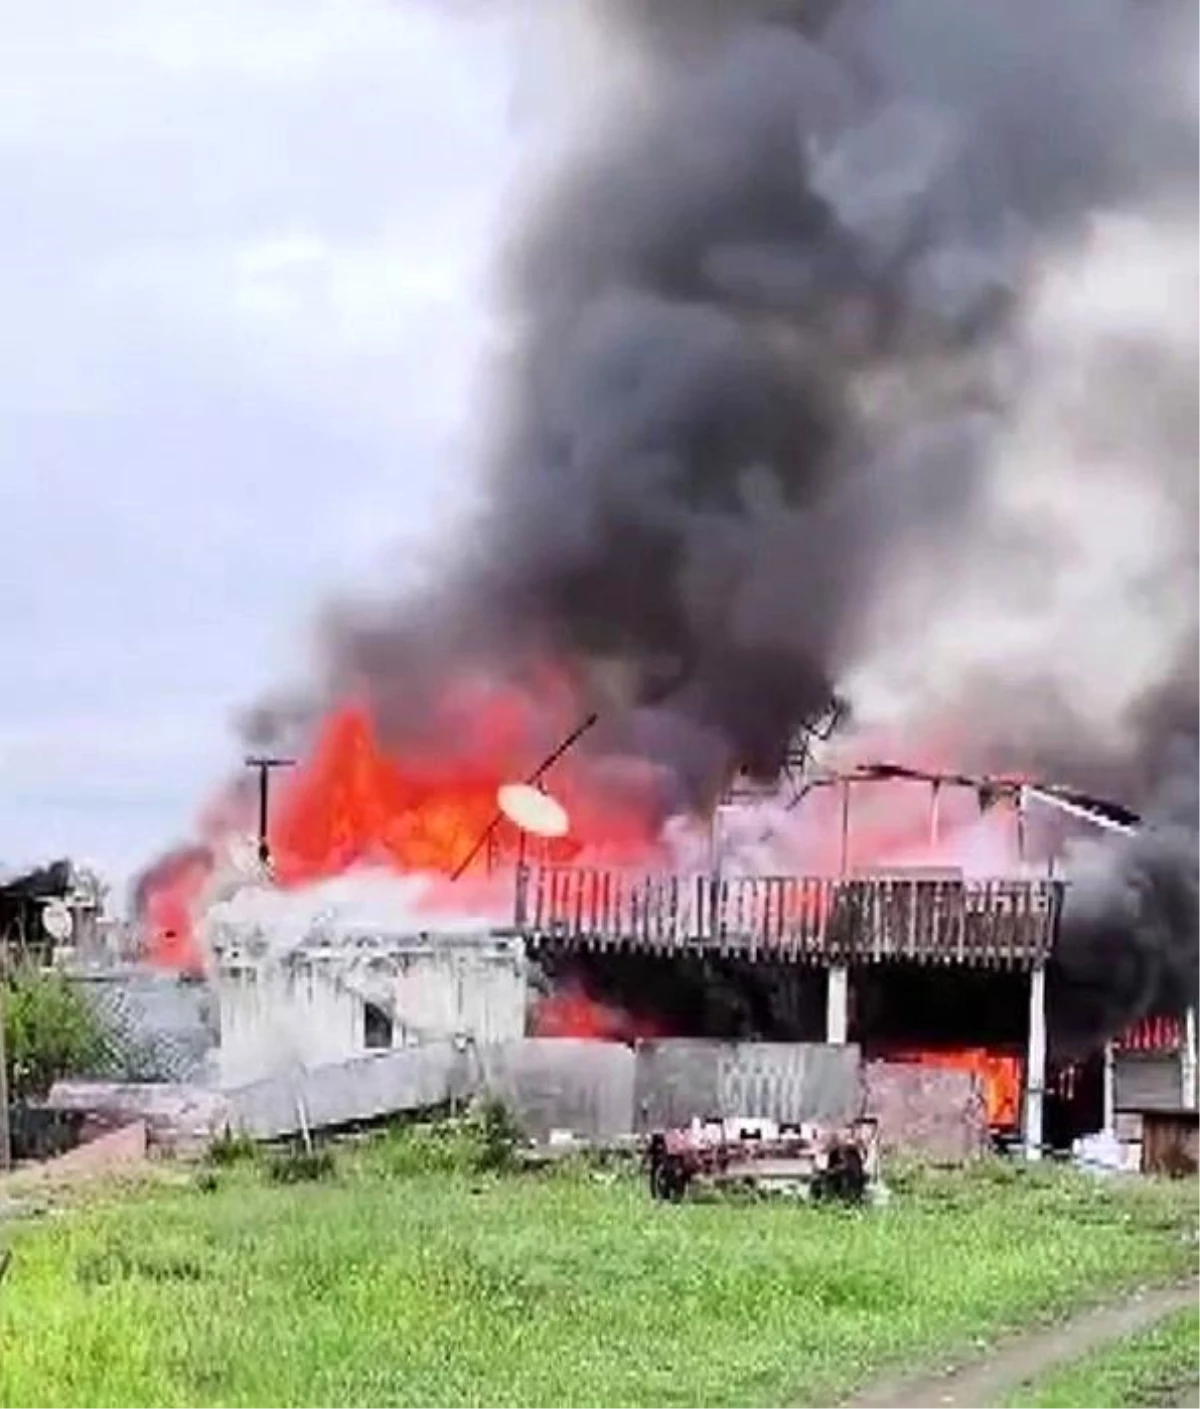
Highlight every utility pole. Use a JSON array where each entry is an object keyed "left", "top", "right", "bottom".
[{"left": 244, "top": 756, "right": 296, "bottom": 868}]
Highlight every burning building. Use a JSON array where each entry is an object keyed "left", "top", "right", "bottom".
[
  {"left": 137, "top": 704, "right": 1192, "bottom": 1157},
  {"left": 133, "top": 1, "right": 1196, "bottom": 1152}
]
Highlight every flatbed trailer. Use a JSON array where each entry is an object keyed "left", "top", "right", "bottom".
[{"left": 645, "top": 1115, "right": 880, "bottom": 1203}]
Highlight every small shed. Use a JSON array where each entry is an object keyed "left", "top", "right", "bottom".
[
  {"left": 1139, "top": 1108, "right": 1199, "bottom": 1177},
  {"left": 1115, "top": 1106, "right": 1199, "bottom": 1176}
]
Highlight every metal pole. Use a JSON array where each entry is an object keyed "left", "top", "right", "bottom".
[
  {"left": 244, "top": 756, "right": 296, "bottom": 867},
  {"left": 838, "top": 776, "right": 852, "bottom": 875},
  {"left": 928, "top": 780, "right": 941, "bottom": 849},
  {"left": 257, "top": 768, "right": 270, "bottom": 855},
  {"left": 827, "top": 776, "right": 852, "bottom": 1044}
]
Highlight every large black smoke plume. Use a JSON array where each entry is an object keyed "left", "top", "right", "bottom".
[
  {"left": 321, "top": 1, "right": 1195, "bottom": 773},
  {"left": 266, "top": 0, "right": 1196, "bottom": 1046}
]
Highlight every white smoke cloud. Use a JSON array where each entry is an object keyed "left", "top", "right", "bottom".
[{"left": 847, "top": 204, "right": 1199, "bottom": 776}]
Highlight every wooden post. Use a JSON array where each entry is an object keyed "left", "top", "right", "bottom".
[
  {"left": 0, "top": 935, "right": 9, "bottom": 1171},
  {"left": 1025, "top": 964, "right": 1047, "bottom": 1160},
  {"left": 1182, "top": 1007, "right": 1197, "bottom": 1111},
  {"left": 838, "top": 777, "right": 852, "bottom": 875},
  {"left": 1102, "top": 1041, "right": 1116, "bottom": 1133}
]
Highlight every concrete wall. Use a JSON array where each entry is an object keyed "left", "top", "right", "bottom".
[
  {"left": 225, "top": 1038, "right": 862, "bottom": 1142},
  {"left": 381, "top": 942, "right": 526, "bottom": 1048},
  {"left": 47, "top": 1080, "right": 233, "bottom": 1156},
  {"left": 632, "top": 1040, "right": 861, "bottom": 1131},
  {"left": 216, "top": 937, "right": 527, "bottom": 1087},
  {"left": 218, "top": 956, "right": 362, "bottom": 1085},
  {"left": 51, "top": 1042, "right": 997, "bottom": 1161},
  {"left": 475, "top": 1039, "right": 636, "bottom": 1142},
  {"left": 862, "top": 1061, "right": 988, "bottom": 1161},
  {"left": 226, "top": 1041, "right": 472, "bottom": 1140}
]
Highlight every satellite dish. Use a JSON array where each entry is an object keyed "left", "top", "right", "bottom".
[
  {"left": 41, "top": 900, "right": 74, "bottom": 943},
  {"left": 498, "top": 782, "right": 570, "bottom": 839}
]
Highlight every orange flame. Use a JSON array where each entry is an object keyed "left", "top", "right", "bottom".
[
  {"left": 532, "top": 985, "right": 667, "bottom": 1043},
  {"left": 892, "top": 1048, "right": 1023, "bottom": 1128},
  {"left": 140, "top": 686, "right": 663, "bottom": 969}
]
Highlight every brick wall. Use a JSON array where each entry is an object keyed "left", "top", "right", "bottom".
[{"left": 863, "top": 1061, "right": 989, "bottom": 1161}]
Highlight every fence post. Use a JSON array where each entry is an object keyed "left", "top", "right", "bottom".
[{"left": 0, "top": 976, "right": 9, "bottom": 1172}]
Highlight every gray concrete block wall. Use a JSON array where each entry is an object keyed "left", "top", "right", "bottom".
[
  {"left": 227, "top": 1041, "right": 471, "bottom": 1140},
  {"left": 475, "top": 1039, "right": 636, "bottom": 1141},
  {"left": 632, "top": 1040, "right": 721, "bottom": 1130},
  {"left": 225, "top": 1038, "right": 862, "bottom": 1142},
  {"left": 632, "top": 1040, "right": 862, "bottom": 1131},
  {"left": 54, "top": 1042, "right": 994, "bottom": 1158}
]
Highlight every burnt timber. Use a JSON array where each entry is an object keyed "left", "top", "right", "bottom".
[{"left": 514, "top": 867, "right": 1062, "bottom": 970}]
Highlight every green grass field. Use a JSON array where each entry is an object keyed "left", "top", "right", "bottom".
[
  {"left": 1, "top": 1126, "right": 1196, "bottom": 1408},
  {"left": 1005, "top": 1305, "right": 1200, "bottom": 1408}
]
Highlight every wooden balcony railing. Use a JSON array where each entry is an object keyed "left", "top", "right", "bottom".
[{"left": 513, "top": 867, "right": 1062, "bottom": 969}]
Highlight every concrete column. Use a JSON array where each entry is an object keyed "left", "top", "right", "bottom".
[
  {"left": 1182, "top": 1007, "right": 1197, "bottom": 1111},
  {"left": 828, "top": 773, "right": 852, "bottom": 1046},
  {"left": 1024, "top": 964, "right": 1047, "bottom": 1160},
  {"left": 1102, "top": 1041, "right": 1115, "bottom": 1133},
  {"left": 827, "top": 967, "right": 849, "bottom": 1045}
]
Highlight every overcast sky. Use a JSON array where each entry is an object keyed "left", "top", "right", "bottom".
[{"left": 0, "top": 1, "right": 525, "bottom": 899}]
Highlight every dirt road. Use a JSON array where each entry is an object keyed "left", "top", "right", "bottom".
[{"left": 844, "top": 1279, "right": 1199, "bottom": 1409}]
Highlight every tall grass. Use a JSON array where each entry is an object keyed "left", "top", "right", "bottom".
[{"left": 0, "top": 1133, "right": 1195, "bottom": 1408}]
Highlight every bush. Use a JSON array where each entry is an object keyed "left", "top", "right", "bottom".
[
  {"left": 207, "top": 1129, "right": 261, "bottom": 1168},
  {"left": 266, "top": 1145, "right": 337, "bottom": 1184},
  {"left": 3, "top": 965, "right": 114, "bottom": 1103},
  {"left": 364, "top": 1102, "right": 525, "bottom": 1178},
  {"left": 367, "top": 1117, "right": 487, "bottom": 1176},
  {"left": 472, "top": 1097, "right": 522, "bottom": 1173}
]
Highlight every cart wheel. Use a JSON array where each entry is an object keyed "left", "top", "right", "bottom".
[
  {"left": 816, "top": 1142, "right": 866, "bottom": 1204},
  {"left": 650, "top": 1154, "right": 688, "bottom": 1202}
]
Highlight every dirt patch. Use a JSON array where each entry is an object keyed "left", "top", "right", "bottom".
[{"left": 844, "top": 1279, "right": 1200, "bottom": 1409}]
